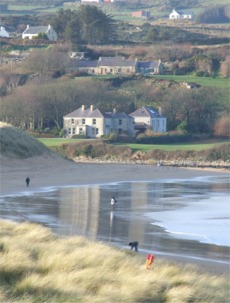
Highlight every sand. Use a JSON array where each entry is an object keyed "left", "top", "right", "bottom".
[
  {"left": 1, "top": 154, "right": 228, "bottom": 197},
  {"left": 0, "top": 154, "right": 229, "bottom": 276}
]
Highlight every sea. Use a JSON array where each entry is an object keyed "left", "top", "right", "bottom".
[{"left": 0, "top": 174, "right": 229, "bottom": 267}]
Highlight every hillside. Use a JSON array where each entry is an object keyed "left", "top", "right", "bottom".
[{"left": 0, "top": 122, "right": 50, "bottom": 159}]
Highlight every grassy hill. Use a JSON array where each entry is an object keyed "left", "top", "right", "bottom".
[{"left": 0, "top": 122, "right": 50, "bottom": 158}]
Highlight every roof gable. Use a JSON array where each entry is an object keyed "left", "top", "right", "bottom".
[
  {"left": 64, "top": 106, "right": 104, "bottom": 118},
  {"left": 23, "top": 25, "right": 50, "bottom": 35},
  {"left": 130, "top": 107, "right": 164, "bottom": 118},
  {"left": 98, "top": 57, "right": 137, "bottom": 67}
]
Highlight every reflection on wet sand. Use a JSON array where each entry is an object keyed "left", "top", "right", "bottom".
[{"left": 0, "top": 177, "right": 229, "bottom": 270}]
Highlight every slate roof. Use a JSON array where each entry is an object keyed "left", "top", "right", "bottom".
[
  {"left": 64, "top": 107, "right": 104, "bottom": 118},
  {"left": 73, "top": 60, "right": 98, "bottom": 68},
  {"left": 138, "top": 61, "right": 160, "bottom": 69},
  {"left": 104, "top": 112, "right": 132, "bottom": 119},
  {"left": 129, "top": 107, "right": 165, "bottom": 118},
  {"left": 98, "top": 57, "right": 137, "bottom": 67},
  {"left": 23, "top": 26, "right": 50, "bottom": 35}
]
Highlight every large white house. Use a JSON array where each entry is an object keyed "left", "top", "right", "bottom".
[
  {"left": 63, "top": 105, "right": 135, "bottom": 138},
  {"left": 63, "top": 105, "right": 166, "bottom": 138},
  {"left": 22, "top": 25, "right": 58, "bottom": 41}
]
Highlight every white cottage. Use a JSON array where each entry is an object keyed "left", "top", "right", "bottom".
[
  {"left": 22, "top": 25, "right": 58, "bottom": 41},
  {"left": 169, "top": 9, "right": 193, "bottom": 20}
]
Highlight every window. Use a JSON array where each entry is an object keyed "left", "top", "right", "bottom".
[
  {"left": 68, "top": 128, "right": 71, "bottom": 135},
  {"left": 118, "top": 128, "right": 122, "bottom": 134},
  {"left": 96, "top": 128, "right": 99, "bottom": 135},
  {"left": 119, "top": 119, "right": 122, "bottom": 125},
  {"left": 79, "top": 128, "right": 83, "bottom": 135},
  {"left": 110, "top": 68, "right": 113, "bottom": 73},
  {"left": 71, "top": 118, "right": 74, "bottom": 124},
  {"left": 72, "top": 128, "right": 75, "bottom": 134},
  {"left": 93, "top": 119, "right": 96, "bottom": 125},
  {"left": 92, "top": 69, "right": 95, "bottom": 73},
  {"left": 82, "top": 119, "right": 85, "bottom": 125}
]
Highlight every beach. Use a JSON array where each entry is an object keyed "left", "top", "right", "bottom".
[
  {"left": 0, "top": 154, "right": 229, "bottom": 276},
  {"left": 1, "top": 154, "right": 228, "bottom": 197}
]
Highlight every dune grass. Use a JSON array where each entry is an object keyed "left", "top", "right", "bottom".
[
  {"left": 0, "top": 220, "right": 229, "bottom": 303},
  {"left": 0, "top": 123, "right": 50, "bottom": 158}
]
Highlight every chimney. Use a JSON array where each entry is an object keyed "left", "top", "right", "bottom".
[
  {"left": 26, "top": 25, "right": 29, "bottom": 29},
  {"left": 82, "top": 105, "right": 85, "bottom": 111},
  {"left": 113, "top": 108, "right": 117, "bottom": 114},
  {"left": 48, "top": 24, "right": 51, "bottom": 29},
  {"left": 90, "top": 105, "right": 94, "bottom": 111},
  {"left": 158, "top": 106, "right": 162, "bottom": 116}
]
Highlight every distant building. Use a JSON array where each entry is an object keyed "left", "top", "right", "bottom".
[
  {"left": 169, "top": 9, "right": 193, "bottom": 20},
  {"left": 132, "top": 10, "right": 151, "bottom": 20},
  {"left": 63, "top": 105, "right": 135, "bottom": 138},
  {"left": 138, "top": 60, "right": 163, "bottom": 75},
  {"left": 0, "top": 26, "right": 9, "bottom": 38},
  {"left": 71, "top": 56, "right": 163, "bottom": 76},
  {"left": 22, "top": 25, "right": 58, "bottom": 41},
  {"left": 129, "top": 107, "right": 167, "bottom": 133}
]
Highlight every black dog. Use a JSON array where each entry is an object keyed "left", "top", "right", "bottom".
[{"left": 129, "top": 241, "right": 139, "bottom": 252}]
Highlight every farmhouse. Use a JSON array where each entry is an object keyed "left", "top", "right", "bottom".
[
  {"left": 129, "top": 107, "right": 167, "bottom": 133},
  {"left": 63, "top": 105, "right": 135, "bottom": 138},
  {"left": 169, "top": 9, "right": 193, "bottom": 20},
  {"left": 22, "top": 25, "right": 58, "bottom": 41},
  {"left": 72, "top": 57, "right": 163, "bottom": 76}
]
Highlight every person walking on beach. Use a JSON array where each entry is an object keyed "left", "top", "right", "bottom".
[
  {"left": 111, "top": 196, "right": 116, "bottom": 208},
  {"left": 25, "top": 177, "right": 30, "bottom": 187}
]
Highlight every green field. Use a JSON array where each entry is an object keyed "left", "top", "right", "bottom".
[
  {"left": 117, "top": 142, "right": 228, "bottom": 152},
  {"left": 38, "top": 138, "right": 89, "bottom": 147},
  {"left": 38, "top": 138, "right": 228, "bottom": 152},
  {"left": 151, "top": 75, "right": 230, "bottom": 89}
]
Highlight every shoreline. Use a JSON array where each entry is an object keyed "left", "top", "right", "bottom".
[
  {"left": 1, "top": 155, "right": 229, "bottom": 197},
  {"left": 1, "top": 154, "right": 229, "bottom": 276}
]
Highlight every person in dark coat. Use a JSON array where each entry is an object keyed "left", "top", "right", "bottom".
[
  {"left": 26, "top": 177, "right": 30, "bottom": 187},
  {"left": 129, "top": 241, "right": 139, "bottom": 252}
]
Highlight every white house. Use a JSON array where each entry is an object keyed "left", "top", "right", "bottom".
[
  {"left": 169, "top": 9, "right": 192, "bottom": 20},
  {"left": 22, "top": 25, "right": 58, "bottom": 41},
  {"left": 129, "top": 107, "right": 167, "bottom": 133},
  {"left": 63, "top": 105, "right": 135, "bottom": 138},
  {"left": 0, "top": 26, "right": 9, "bottom": 38}
]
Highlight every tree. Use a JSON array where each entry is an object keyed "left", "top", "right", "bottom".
[
  {"left": 23, "top": 47, "right": 70, "bottom": 82},
  {"left": 51, "top": 6, "right": 115, "bottom": 46},
  {"left": 214, "top": 116, "right": 230, "bottom": 137}
]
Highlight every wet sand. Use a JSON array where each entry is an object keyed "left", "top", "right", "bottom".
[
  {"left": 1, "top": 154, "right": 228, "bottom": 197},
  {"left": 0, "top": 154, "right": 229, "bottom": 276}
]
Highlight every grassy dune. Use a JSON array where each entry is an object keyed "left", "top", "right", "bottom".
[
  {"left": 0, "top": 122, "right": 50, "bottom": 158},
  {"left": 0, "top": 220, "right": 229, "bottom": 303}
]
